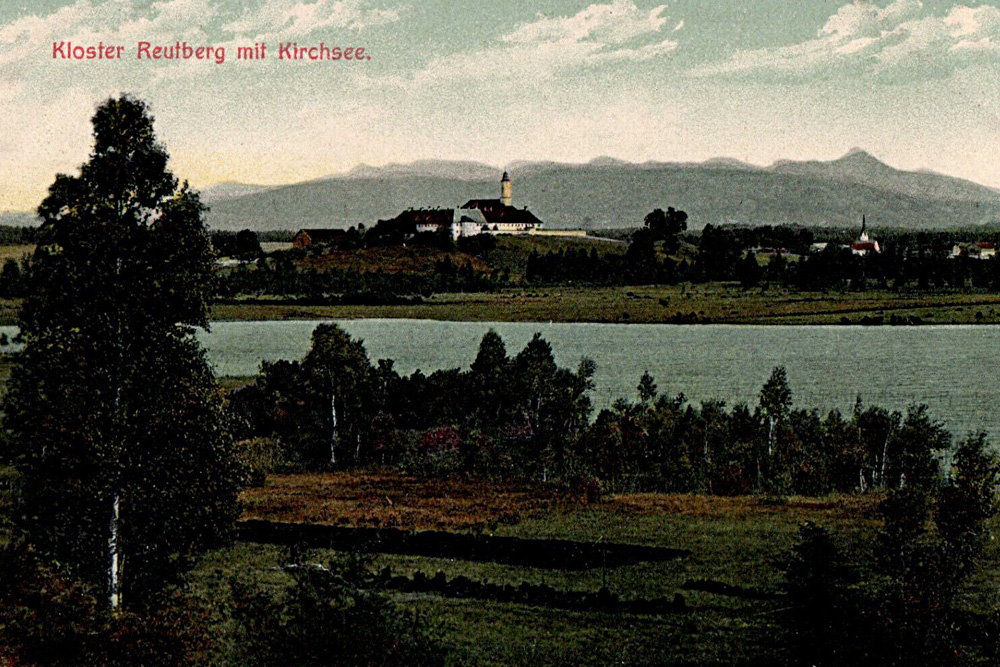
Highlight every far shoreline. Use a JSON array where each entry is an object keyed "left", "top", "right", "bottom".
[
  {"left": 2, "top": 284, "right": 1000, "bottom": 327},
  {"left": 206, "top": 284, "right": 1000, "bottom": 327}
]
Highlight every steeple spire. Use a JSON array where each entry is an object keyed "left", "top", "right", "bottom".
[{"left": 500, "top": 170, "right": 512, "bottom": 207}]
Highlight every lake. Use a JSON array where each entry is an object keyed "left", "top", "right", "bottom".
[
  {"left": 197, "top": 320, "right": 998, "bottom": 440},
  {"left": 2, "top": 320, "right": 995, "bottom": 439}
]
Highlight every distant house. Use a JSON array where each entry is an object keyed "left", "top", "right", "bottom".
[
  {"left": 751, "top": 247, "right": 789, "bottom": 257},
  {"left": 378, "top": 207, "right": 489, "bottom": 239},
  {"left": 292, "top": 228, "right": 347, "bottom": 249},
  {"left": 850, "top": 215, "right": 881, "bottom": 256},
  {"left": 379, "top": 171, "right": 543, "bottom": 241},
  {"left": 950, "top": 241, "right": 996, "bottom": 260}
]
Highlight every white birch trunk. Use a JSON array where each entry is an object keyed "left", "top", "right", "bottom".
[
  {"left": 880, "top": 433, "right": 890, "bottom": 489},
  {"left": 767, "top": 416, "right": 774, "bottom": 458},
  {"left": 329, "top": 374, "right": 338, "bottom": 466},
  {"left": 108, "top": 492, "right": 121, "bottom": 611},
  {"left": 110, "top": 255, "right": 124, "bottom": 611}
]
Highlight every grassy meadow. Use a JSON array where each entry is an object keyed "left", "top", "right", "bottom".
[
  {"left": 210, "top": 284, "right": 1000, "bottom": 325},
  {"left": 187, "top": 471, "right": 997, "bottom": 666}
]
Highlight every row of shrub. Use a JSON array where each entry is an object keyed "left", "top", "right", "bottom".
[
  {"left": 235, "top": 519, "right": 690, "bottom": 569},
  {"left": 377, "top": 568, "right": 690, "bottom": 615}
]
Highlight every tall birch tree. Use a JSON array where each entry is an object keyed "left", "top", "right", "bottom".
[{"left": 3, "top": 96, "right": 239, "bottom": 609}]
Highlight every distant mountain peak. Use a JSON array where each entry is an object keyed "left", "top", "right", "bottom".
[
  {"left": 589, "top": 156, "right": 629, "bottom": 167},
  {"left": 343, "top": 159, "right": 498, "bottom": 181},
  {"left": 700, "top": 157, "right": 759, "bottom": 170},
  {"left": 835, "top": 148, "right": 886, "bottom": 166},
  {"left": 198, "top": 182, "right": 273, "bottom": 203},
  {"left": 196, "top": 153, "right": 1000, "bottom": 232}
]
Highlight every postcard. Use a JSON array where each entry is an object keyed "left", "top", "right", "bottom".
[{"left": 3, "top": 1, "right": 1000, "bottom": 665}]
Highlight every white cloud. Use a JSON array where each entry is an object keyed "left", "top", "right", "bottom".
[
  {"left": 222, "top": 0, "right": 400, "bottom": 41},
  {"left": 504, "top": 0, "right": 669, "bottom": 46},
  {"left": 695, "top": 0, "right": 1000, "bottom": 80},
  {"left": 0, "top": 0, "right": 222, "bottom": 69},
  {"left": 415, "top": 0, "right": 677, "bottom": 84}
]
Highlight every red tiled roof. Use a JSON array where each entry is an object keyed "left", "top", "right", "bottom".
[
  {"left": 460, "top": 199, "right": 543, "bottom": 226},
  {"left": 389, "top": 209, "right": 454, "bottom": 227}
]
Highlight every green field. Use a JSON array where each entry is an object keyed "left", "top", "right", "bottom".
[
  {"left": 210, "top": 284, "right": 1000, "bottom": 325},
  {"left": 184, "top": 473, "right": 1000, "bottom": 666},
  {"left": 5, "top": 467, "right": 999, "bottom": 665}
]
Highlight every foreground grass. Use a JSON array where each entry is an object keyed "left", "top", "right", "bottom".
[
  {"left": 225, "top": 473, "right": 902, "bottom": 665},
  {"left": 226, "top": 471, "right": 1000, "bottom": 665},
  {"left": 210, "top": 284, "right": 1000, "bottom": 325},
  {"left": 4, "top": 469, "right": 997, "bottom": 664}
]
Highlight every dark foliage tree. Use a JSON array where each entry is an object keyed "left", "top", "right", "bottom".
[
  {"left": 735, "top": 250, "right": 761, "bottom": 288},
  {"left": 758, "top": 366, "right": 792, "bottom": 489},
  {"left": 0, "top": 539, "right": 208, "bottom": 667},
  {"left": 468, "top": 329, "right": 511, "bottom": 429},
  {"left": 624, "top": 228, "right": 660, "bottom": 283},
  {"left": 783, "top": 522, "right": 856, "bottom": 667},
  {"left": 229, "top": 553, "right": 445, "bottom": 667},
  {"left": 637, "top": 371, "right": 657, "bottom": 404},
  {"left": 0, "top": 257, "right": 28, "bottom": 298},
  {"left": 644, "top": 207, "right": 688, "bottom": 253},
  {"left": 301, "top": 324, "right": 380, "bottom": 466},
  {"left": 867, "top": 432, "right": 996, "bottom": 666},
  {"left": 2, "top": 96, "right": 240, "bottom": 609},
  {"left": 235, "top": 229, "right": 262, "bottom": 259},
  {"left": 937, "top": 433, "right": 1000, "bottom": 579}
]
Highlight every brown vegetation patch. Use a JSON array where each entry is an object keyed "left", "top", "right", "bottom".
[
  {"left": 242, "top": 473, "right": 882, "bottom": 535},
  {"left": 607, "top": 492, "right": 880, "bottom": 522},
  {"left": 240, "top": 472, "right": 571, "bottom": 532},
  {"left": 0, "top": 244, "right": 33, "bottom": 263}
]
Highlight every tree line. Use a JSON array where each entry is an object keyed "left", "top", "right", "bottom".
[
  {"left": 208, "top": 214, "right": 1000, "bottom": 301},
  {"left": 784, "top": 433, "right": 1000, "bottom": 666},
  {"left": 9, "top": 216, "right": 1000, "bottom": 302},
  {"left": 229, "top": 325, "right": 983, "bottom": 500}
]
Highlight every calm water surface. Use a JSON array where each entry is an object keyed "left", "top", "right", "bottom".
[
  {"left": 2, "top": 320, "right": 992, "bottom": 438},
  {"left": 194, "top": 320, "right": 1000, "bottom": 440}
]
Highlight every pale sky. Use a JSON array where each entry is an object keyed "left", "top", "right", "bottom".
[{"left": 4, "top": 0, "right": 1000, "bottom": 212}]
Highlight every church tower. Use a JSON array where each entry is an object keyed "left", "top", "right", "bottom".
[
  {"left": 500, "top": 170, "right": 512, "bottom": 207},
  {"left": 859, "top": 214, "right": 869, "bottom": 242}
]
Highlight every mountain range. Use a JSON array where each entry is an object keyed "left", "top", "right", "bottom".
[{"left": 8, "top": 151, "right": 1000, "bottom": 232}]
